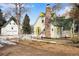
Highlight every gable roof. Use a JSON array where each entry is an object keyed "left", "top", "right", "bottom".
[
  {"left": 33, "top": 12, "right": 55, "bottom": 26},
  {"left": 2, "top": 16, "right": 17, "bottom": 28},
  {"left": 33, "top": 13, "right": 45, "bottom": 26}
]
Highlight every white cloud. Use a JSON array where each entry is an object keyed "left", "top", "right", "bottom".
[
  {"left": 24, "top": 4, "right": 35, "bottom": 8},
  {"left": 63, "top": 6, "right": 72, "bottom": 14},
  {"left": 56, "top": 5, "right": 73, "bottom": 17},
  {"left": 0, "top": 3, "right": 33, "bottom": 22},
  {"left": 64, "top": 7, "right": 69, "bottom": 12},
  {"left": 0, "top": 3, "right": 16, "bottom": 14},
  {"left": 0, "top": 3, "right": 15, "bottom": 9},
  {"left": 0, "top": 4, "right": 16, "bottom": 20}
]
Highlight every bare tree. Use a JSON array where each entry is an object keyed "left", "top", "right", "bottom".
[
  {"left": 52, "top": 3, "right": 62, "bottom": 13},
  {"left": 4, "top": 3, "right": 31, "bottom": 21}
]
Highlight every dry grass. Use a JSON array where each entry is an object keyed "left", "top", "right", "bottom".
[
  {"left": 19, "top": 40, "right": 79, "bottom": 55},
  {"left": 0, "top": 39, "right": 79, "bottom": 56}
]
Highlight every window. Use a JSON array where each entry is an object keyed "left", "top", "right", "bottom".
[
  {"left": 42, "top": 20, "right": 44, "bottom": 23},
  {"left": 14, "top": 23, "right": 15, "bottom": 25},
  {"left": 12, "top": 27, "right": 13, "bottom": 30},
  {"left": 74, "top": 24, "right": 79, "bottom": 33},
  {"left": 10, "top": 23, "right": 11, "bottom": 25},
  {"left": 52, "top": 28, "right": 53, "bottom": 31},
  {"left": 44, "top": 29, "right": 45, "bottom": 31}
]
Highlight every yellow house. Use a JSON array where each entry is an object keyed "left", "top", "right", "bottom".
[{"left": 34, "top": 13, "right": 45, "bottom": 37}]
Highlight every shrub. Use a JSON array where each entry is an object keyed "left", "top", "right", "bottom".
[{"left": 71, "top": 35, "right": 79, "bottom": 44}]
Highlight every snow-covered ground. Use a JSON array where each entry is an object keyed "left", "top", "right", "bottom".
[
  {"left": 21, "top": 34, "right": 35, "bottom": 40},
  {"left": 0, "top": 44, "right": 3, "bottom": 48},
  {"left": 0, "top": 38, "right": 16, "bottom": 47}
]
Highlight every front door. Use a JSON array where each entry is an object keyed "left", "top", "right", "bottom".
[{"left": 36, "top": 27, "right": 41, "bottom": 36}]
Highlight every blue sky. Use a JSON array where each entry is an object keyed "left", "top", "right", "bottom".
[
  {"left": 0, "top": 3, "right": 72, "bottom": 25},
  {"left": 27, "top": 3, "right": 71, "bottom": 25}
]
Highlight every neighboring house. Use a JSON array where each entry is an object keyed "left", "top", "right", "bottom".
[
  {"left": 34, "top": 13, "right": 61, "bottom": 38},
  {"left": 34, "top": 4, "right": 73, "bottom": 38},
  {"left": 1, "top": 16, "right": 18, "bottom": 36}
]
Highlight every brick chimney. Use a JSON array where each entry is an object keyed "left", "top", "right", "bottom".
[{"left": 45, "top": 4, "right": 52, "bottom": 38}]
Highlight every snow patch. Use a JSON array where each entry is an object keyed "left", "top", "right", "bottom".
[
  {"left": 0, "top": 44, "right": 3, "bottom": 47},
  {"left": 0, "top": 38, "right": 16, "bottom": 45}
]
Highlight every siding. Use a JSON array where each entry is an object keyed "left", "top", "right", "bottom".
[{"left": 1, "top": 20, "right": 18, "bottom": 36}]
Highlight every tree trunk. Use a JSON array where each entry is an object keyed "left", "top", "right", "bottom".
[
  {"left": 72, "top": 20, "right": 75, "bottom": 38},
  {"left": 0, "top": 28, "right": 1, "bottom": 35}
]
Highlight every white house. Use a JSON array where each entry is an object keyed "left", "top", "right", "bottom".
[{"left": 1, "top": 16, "right": 18, "bottom": 36}]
